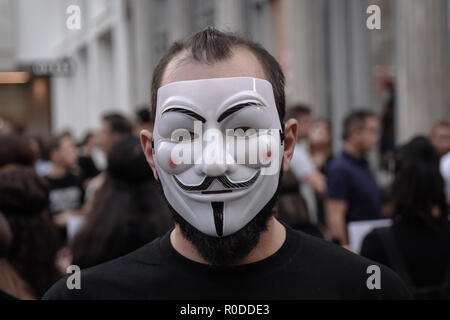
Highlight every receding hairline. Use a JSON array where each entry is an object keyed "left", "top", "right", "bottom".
[{"left": 160, "top": 46, "right": 268, "bottom": 88}]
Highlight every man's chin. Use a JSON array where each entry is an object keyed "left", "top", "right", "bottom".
[
  {"left": 158, "top": 169, "right": 283, "bottom": 266},
  {"left": 170, "top": 197, "right": 276, "bottom": 266}
]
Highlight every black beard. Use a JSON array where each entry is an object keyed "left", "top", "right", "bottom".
[{"left": 163, "top": 172, "right": 283, "bottom": 266}]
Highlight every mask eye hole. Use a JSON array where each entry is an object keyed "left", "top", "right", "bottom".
[
  {"left": 228, "top": 127, "right": 257, "bottom": 138},
  {"left": 171, "top": 129, "right": 199, "bottom": 142},
  {"left": 176, "top": 131, "right": 198, "bottom": 142}
]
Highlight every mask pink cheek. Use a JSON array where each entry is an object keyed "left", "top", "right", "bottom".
[
  {"left": 258, "top": 149, "right": 272, "bottom": 167},
  {"left": 169, "top": 158, "right": 177, "bottom": 169},
  {"left": 155, "top": 141, "right": 193, "bottom": 174},
  {"left": 258, "top": 134, "right": 280, "bottom": 167}
]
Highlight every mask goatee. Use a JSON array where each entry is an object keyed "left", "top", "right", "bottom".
[{"left": 166, "top": 171, "right": 283, "bottom": 266}]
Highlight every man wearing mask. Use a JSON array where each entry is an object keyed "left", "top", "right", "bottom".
[{"left": 44, "top": 28, "right": 408, "bottom": 300}]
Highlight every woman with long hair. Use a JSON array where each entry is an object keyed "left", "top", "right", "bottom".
[
  {"left": 70, "top": 136, "right": 172, "bottom": 269},
  {"left": 0, "top": 165, "right": 62, "bottom": 299},
  {"left": 361, "top": 136, "right": 450, "bottom": 299}
]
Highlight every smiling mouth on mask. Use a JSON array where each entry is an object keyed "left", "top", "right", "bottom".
[{"left": 173, "top": 170, "right": 261, "bottom": 194}]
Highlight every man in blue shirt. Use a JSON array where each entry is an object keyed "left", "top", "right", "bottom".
[{"left": 325, "top": 110, "right": 381, "bottom": 248}]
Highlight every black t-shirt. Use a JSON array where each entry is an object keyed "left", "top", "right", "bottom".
[
  {"left": 0, "top": 289, "right": 17, "bottom": 300},
  {"left": 361, "top": 221, "right": 450, "bottom": 287},
  {"left": 78, "top": 156, "right": 100, "bottom": 183},
  {"left": 43, "top": 226, "right": 410, "bottom": 300},
  {"left": 46, "top": 174, "right": 84, "bottom": 218}
]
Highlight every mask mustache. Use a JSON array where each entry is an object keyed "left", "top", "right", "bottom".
[{"left": 173, "top": 170, "right": 260, "bottom": 192}]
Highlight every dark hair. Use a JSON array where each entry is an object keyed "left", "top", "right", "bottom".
[
  {"left": 70, "top": 137, "right": 172, "bottom": 268},
  {"left": 150, "top": 27, "right": 286, "bottom": 124},
  {"left": 343, "top": 109, "right": 377, "bottom": 140},
  {"left": 107, "top": 136, "right": 154, "bottom": 182},
  {"left": 0, "top": 165, "right": 61, "bottom": 298},
  {"left": 0, "top": 165, "right": 49, "bottom": 216},
  {"left": 81, "top": 131, "right": 94, "bottom": 146},
  {"left": 0, "top": 135, "right": 35, "bottom": 168},
  {"left": 277, "top": 170, "right": 309, "bottom": 228},
  {"left": 0, "top": 213, "right": 12, "bottom": 257},
  {"left": 47, "top": 134, "right": 68, "bottom": 156},
  {"left": 27, "top": 134, "right": 50, "bottom": 160},
  {"left": 136, "top": 107, "right": 151, "bottom": 124},
  {"left": 102, "top": 113, "right": 133, "bottom": 136},
  {"left": 284, "top": 104, "right": 311, "bottom": 122},
  {"left": 392, "top": 136, "right": 448, "bottom": 229}
]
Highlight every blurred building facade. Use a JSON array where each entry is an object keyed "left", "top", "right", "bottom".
[{"left": 0, "top": 0, "right": 449, "bottom": 149}]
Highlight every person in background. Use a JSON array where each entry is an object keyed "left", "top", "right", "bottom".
[
  {"left": 308, "top": 119, "right": 333, "bottom": 225},
  {"left": 98, "top": 113, "right": 134, "bottom": 155},
  {"left": 0, "top": 134, "right": 35, "bottom": 169},
  {"left": 70, "top": 137, "right": 172, "bottom": 269},
  {"left": 0, "top": 165, "right": 61, "bottom": 299},
  {"left": 325, "top": 110, "right": 381, "bottom": 248},
  {"left": 0, "top": 135, "right": 55, "bottom": 300},
  {"left": 285, "top": 105, "right": 326, "bottom": 224},
  {"left": 135, "top": 106, "right": 153, "bottom": 135},
  {"left": 77, "top": 132, "right": 100, "bottom": 188},
  {"left": 430, "top": 120, "right": 450, "bottom": 158},
  {"left": 27, "top": 135, "right": 53, "bottom": 177},
  {"left": 379, "top": 85, "right": 395, "bottom": 170},
  {"left": 277, "top": 170, "right": 323, "bottom": 238},
  {"left": 84, "top": 113, "right": 134, "bottom": 203},
  {"left": 0, "top": 211, "right": 32, "bottom": 300},
  {"left": 46, "top": 134, "right": 84, "bottom": 229},
  {"left": 441, "top": 149, "right": 450, "bottom": 206},
  {"left": 309, "top": 119, "right": 333, "bottom": 172},
  {"left": 430, "top": 120, "right": 450, "bottom": 206},
  {"left": 361, "top": 137, "right": 450, "bottom": 299}
]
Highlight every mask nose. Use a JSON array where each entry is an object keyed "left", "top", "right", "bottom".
[{"left": 194, "top": 135, "right": 236, "bottom": 177}]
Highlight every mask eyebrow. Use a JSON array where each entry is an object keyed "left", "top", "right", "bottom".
[
  {"left": 217, "top": 102, "right": 264, "bottom": 123},
  {"left": 162, "top": 107, "right": 206, "bottom": 123}
]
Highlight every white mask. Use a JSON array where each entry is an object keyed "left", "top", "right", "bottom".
[{"left": 153, "top": 77, "right": 284, "bottom": 237}]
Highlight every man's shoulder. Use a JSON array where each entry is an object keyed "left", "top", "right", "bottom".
[
  {"left": 43, "top": 236, "right": 167, "bottom": 300},
  {"left": 294, "top": 228, "right": 382, "bottom": 269},
  {"left": 326, "top": 154, "right": 353, "bottom": 173},
  {"left": 288, "top": 229, "right": 411, "bottom": 299}
]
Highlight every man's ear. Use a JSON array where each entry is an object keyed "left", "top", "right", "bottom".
[
  {"left": 282, "top": 118, "right": 298, "bottom": 172},
  {"left": 140, "top": 129, "right": 159, "bottom": 181}
]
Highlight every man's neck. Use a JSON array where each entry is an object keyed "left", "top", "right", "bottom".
[
  {"left": 344, "top": 142, "right": 365, "bottom": 159},
  {"left": 170, "top": 216, "right": 287, "bottom": 265}
]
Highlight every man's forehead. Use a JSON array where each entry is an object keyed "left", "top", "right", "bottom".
[{"left": 161, "top": 47, "right": 266, "bottom": 87}]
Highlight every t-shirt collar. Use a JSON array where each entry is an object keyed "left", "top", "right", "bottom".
[{"left": 342, "top": 151, "right": 368, "bottom": 166}]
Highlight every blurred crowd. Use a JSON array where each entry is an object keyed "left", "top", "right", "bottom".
[
  {"left": 277, "top": 105, "right": 450, "bottom": 298},
  {"left": 0, "top": 108, "right": 172, "bottom": 299},
  {"left": 0, "top": 104, "right": 450, "bottom": 299}
]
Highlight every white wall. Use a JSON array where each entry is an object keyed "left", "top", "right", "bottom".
[
  {"left": 14, "top": 0, "right": 66, "bottom": 62},
  {"left": 0, "top": 0, "right": 15, "bottom": 70},
  {"left": 46, "top": 0, "right": 133, "bottom": 140}
]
